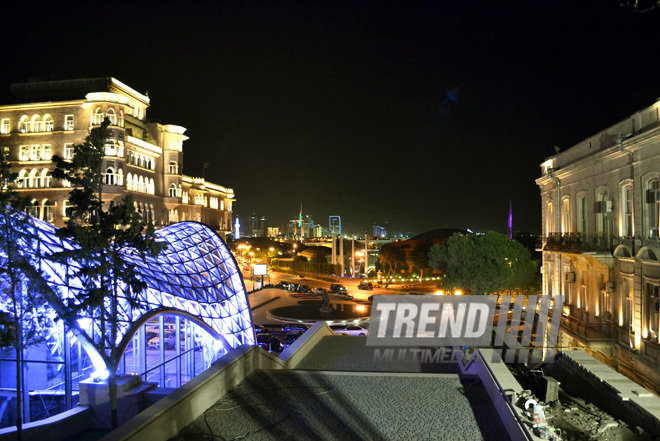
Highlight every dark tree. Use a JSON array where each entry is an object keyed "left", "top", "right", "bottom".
[
  {"left": 378, "top": 244, "right": 405, "bottom": 287},
  {"left": 407, "top": 240, "right": 433, "bottom": 282},
  {"left": 429, "top": 231, "right": 539, "bottom": 295},
  {"left": 51, "top": 118, "right": 165, "bottom": 428}
]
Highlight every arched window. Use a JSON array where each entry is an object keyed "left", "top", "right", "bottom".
[
  {"left": 43, "top": 199, "right": 54, "bottom": 223},
  {"left": 29, "top": 200, "right": 40, "bottom": 218},
  {"left": 132, "top": 175, "right": 139, "bottom": 192},
  {"left": 31, "top": 115, "right": 41, "bottom": 133},
  {"left": 29, "top": 169, "right": 39, "bottom": 188},
  {"left": 118, "top": 110, "right": 124, "bottom": 127},
  {"left": 93, "top": 108, "right": 104, "bottom": 125},
  {"left": 596, "top": 189, "right": 609, "bottom": 235},
  {"left": 105, "top": 168, "right": 115, "bottom": 185},
  {"left": 649, "top": 179, "right": 660, "bottom": 239},
  {"left": 17, "top": 170, "right": 27, "bottom": 188},
  {"left": 106, "top": 108, "right": 116, "bottom": 125},
  {"left": 561, "top": 197, "right": 570, "bottom": 234},
  {"left": 169, "top": 161, "right": 177, "bottom": 174},
  {"left": 18, "top": 116, "right": 29, "bottom": 133},
  {"left": 126, "top": 173, "right": 133, "bottom": 191},
  {"left": 42, "top": 169, "right": 51, "bottom": 188},
  {"left": 194, "top": 193, "right": 202, "bottom": 205},
  {"left": 149, "top": 178, "right": 155, "bottom": 195},
  {"left": 138, "top": 176, "right": 145, "bottom": 193},
  {"left": 169, "top": 183, "right": 177, "bottom": 198},
  {"left": 43, "top": 115, "right": 54, "bottom": 132},
  {"left": 117, "top": 168, "right": 124, "bottom": 186},
  {"left": 621, "top": 182, "right": 634, "bottom": 238}
]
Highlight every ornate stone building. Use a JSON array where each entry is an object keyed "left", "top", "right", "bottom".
[
  {"left": 537, "top": 97, "right": 660, "bottom": 391},
  {"left": 0, "top": 78, "right": 234, "bottom": 236}
]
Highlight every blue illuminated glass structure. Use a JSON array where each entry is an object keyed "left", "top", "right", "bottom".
[{"left": 0, "top": 214, "right": 254, "bottom": 426}]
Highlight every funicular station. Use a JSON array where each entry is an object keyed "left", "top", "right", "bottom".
[{"left": 0, "top": 216, "right": 254, "bottom": 429}]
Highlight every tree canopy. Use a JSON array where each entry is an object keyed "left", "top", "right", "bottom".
[
  {"left": 407, "top": 239, "right": 433, "bottom": 282},
  {"left": 429, "top": 231, "right": 538, "bottom": 295}
]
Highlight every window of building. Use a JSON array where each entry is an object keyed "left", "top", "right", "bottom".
[
  {"left": 105, "top": 142, "right": 116, "bottom": 156},
  {"left": 64, "top": 143, "right": 74, "bottom": 160},
  {"left": 31, "top": 115, "right": 42, "bottom": 133},
  {"left": 41, "top": 145, "right": 52, "bottom": 161},
  {"left": 64, "top": 115, "right": 74, "bottom": 131},
  {"left": 43, "top": 200, "right": 54, "bottom": 223},
  {"left": 194, "top": 193, "right": 202, "bottom": 205},
  {"left": 43, "top": 115, "right": 53, "bottom": 132},
  {"left": 138, "top": 176, "right": 145, "bottom": 193},
  {"left": 107, "top": 108, "right": 116, "bottom": 125},
  {"left": 169, "top": 184, "right": 177, "bottom": 198},
  {"left": 28, "top": 200, "right": 40, "bottom": 218},
  {"left": 30, "top": 145, "right": 41, "bottom": 161},
  {"left": 105, "top": 168, "right": 115, "bottom": 185},
  {"left": 578, "top": 270, "right": 586, "bottom": 309},
  {"left": 623, "top": 278, "right": 633, "bottom": 330},
  {"left": 169, "top": 161, "right": 177, "bottom": 174},
  {"left": 596, "top": 190, "right": 609, "bottom": 234},
  {"left": 63, "top": 200, "right": 71, "bottom": 218},
  {"left": 621, "top": 183, "right": 633, "bottom": 238},
  {"left": 648, "top": 179, "right": 660, "bottom": 239},
  {"left": 0, "top": 118, "right": 9, "bottom": 134},
  {"left": 19, "top": 146, "right": 29, "bottom": 161},
  {"left": 126, "top": 173, "right": 133, "bottom": 191},
  {"left": 117, "top": 168, "right": 124, "bottom": 186},
  {"left": 149, "top": 178, "right": 155, "bottom": 195},
  {"left": 562, "top": 197, "right": 570, "bottom": 234},
  {"left": 118, "top": 111, "right": 124, "bottom": 127},
  {"left": 17, "top": 170, "right": 27, "bottom": 188},
  {"left": 93, "top": 108, "right": 104, "bottom": 125},
  {"left": 29, "top": 169, "right": 39, "bottom": 188},
  {"left": 42, "top": 169, "right": 51, "bottom": 188},
  {"left": 647, "top": 283, "right": 660, "bottom": 341},
  {"left": 546, "top": 200, "right": 553, "bottom": 236},
  {"left": 117, "top": 140, "right": 124, "bottom": 158},
  {"left": 182, "top": 191, "right": 189, "bottom": 204},
  {"left": 19, "top": 116, "right": 29, "bottom": 133}
]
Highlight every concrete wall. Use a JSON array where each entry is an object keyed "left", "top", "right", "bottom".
[
  {"left": 99, "top": 344, "right": 285, "bottom": 441},
  {"left": 279, "top": 321, "right": 335, "bottom": 368},
  {"left": 0, "top": 406, "right": 91, "bottom": 441}
]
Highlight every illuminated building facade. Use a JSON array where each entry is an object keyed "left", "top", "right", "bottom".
[
  {"left": 329, "top": 215, "right": 341, "bottom": 236},
  {"left": 0, "top": 214, "right": 254, "bottom": 427},
  {"left": 536, "top": 96, "right": 660, "bottom": 390},
  {"left": 0, "top": 78, "right": 234, "bottom": 237}
]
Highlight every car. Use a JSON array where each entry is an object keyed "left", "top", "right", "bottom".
[
  {"left": 298, "top": 285, "right": 312, "bottom": 293},
  {"left": 334, "top": 293, "right": 354, "bottom": 300},
  {"left": 147, "top": 331, "right": 177, "bottom": 349},
  {"left": 256, "top": 333, "right": 282, "bottom": 353},
  {"left": 358, "top": 282, "right": 374, "bottom": 290},
  {"left": 329, "top": 283, "right": 348, "bottom": 293},
  {"left": 281, "top": 330, "right": 304, "bottom": 348},
  {"left": 311, "top": 287, "right": 326, "bottom": 295},
  {"left": 282, "top": 323, "right": 308, "bottom": 332},
  {"left": 333, "top": 325, "right": 368, "bottom": 336}
]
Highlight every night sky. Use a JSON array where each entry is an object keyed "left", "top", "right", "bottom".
[{"left": 2, "top": 1, "right": 660, "bottom": 236}]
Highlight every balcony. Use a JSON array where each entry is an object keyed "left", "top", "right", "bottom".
[
  {"left": 560, "top": 315, "right": 619, "bottom": 344},
  {"left": 542, "top": 232, "right": 614, "bottom": 254}
]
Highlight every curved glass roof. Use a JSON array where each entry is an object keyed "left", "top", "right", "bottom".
[{"left": 6, "top": 215, "right": 254, "bottom": 362}]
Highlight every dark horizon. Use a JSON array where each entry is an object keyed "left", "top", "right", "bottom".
[{"left": 3, "top": 1, "right": 660, "bottom": 236}]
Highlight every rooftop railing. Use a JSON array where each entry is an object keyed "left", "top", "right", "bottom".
[{"left": 542, "top": 232, "right": 614, "bottom": 254}]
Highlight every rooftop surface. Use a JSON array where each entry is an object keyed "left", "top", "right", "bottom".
[{"left": 171, "top": 337, "right": 511, "bottom": 441}]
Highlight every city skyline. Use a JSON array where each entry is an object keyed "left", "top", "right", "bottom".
[{"left": 2, "top": 2, "right": 660, "bottom": 235}]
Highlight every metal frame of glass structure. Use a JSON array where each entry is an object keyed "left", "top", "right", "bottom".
[{"left": 0, "top": 216, "right": 254, "bottom": 426}]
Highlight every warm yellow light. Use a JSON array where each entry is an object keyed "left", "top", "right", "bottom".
[
  {"left": 435, "top": 290, "right": 444, "bottom": 296},
  {"left": 356, "top": 305, "right": 366, "bottom": 312},
  {"left": 454, "top": 290, "right": 463, "bottom": 296}
]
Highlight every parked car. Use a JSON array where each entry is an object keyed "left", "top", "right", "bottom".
[
  {"left": 333, "top": 325, "right": 368, "bottom": 336},
  {"left": 147, "top": 331, "right": 177, "bottom": 349},
  {"left": 334, "top": 293, "right": 353, "bottom": 300},
  {"left": 329, "top": 283, "right": 348, "bottom": 293},
  {"left": 358, "top": 282, "right": 374, "bottom": 290},
  {"left": 281, "top": 330, "right": 304, "bottom": 348},
  {"left": 256, "top": 333, "right": 283, "bottom": 353},
  {"left": 282, "top": 323, "right": 308, "bottom": 332}
]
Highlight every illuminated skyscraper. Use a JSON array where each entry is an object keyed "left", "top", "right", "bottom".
[{"left": 329, "top": 215, "right": 341, "bottom": 236}]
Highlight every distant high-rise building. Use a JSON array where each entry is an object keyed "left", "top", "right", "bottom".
[
  {"left": 373, "top": 224, "right": 387, "bottom": 238},
  {"left": 329, "top": 215, "right": 341, "bottom": 236},
  {"left": 245, "top": 214, "right": 268, "bottom": 237}
]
